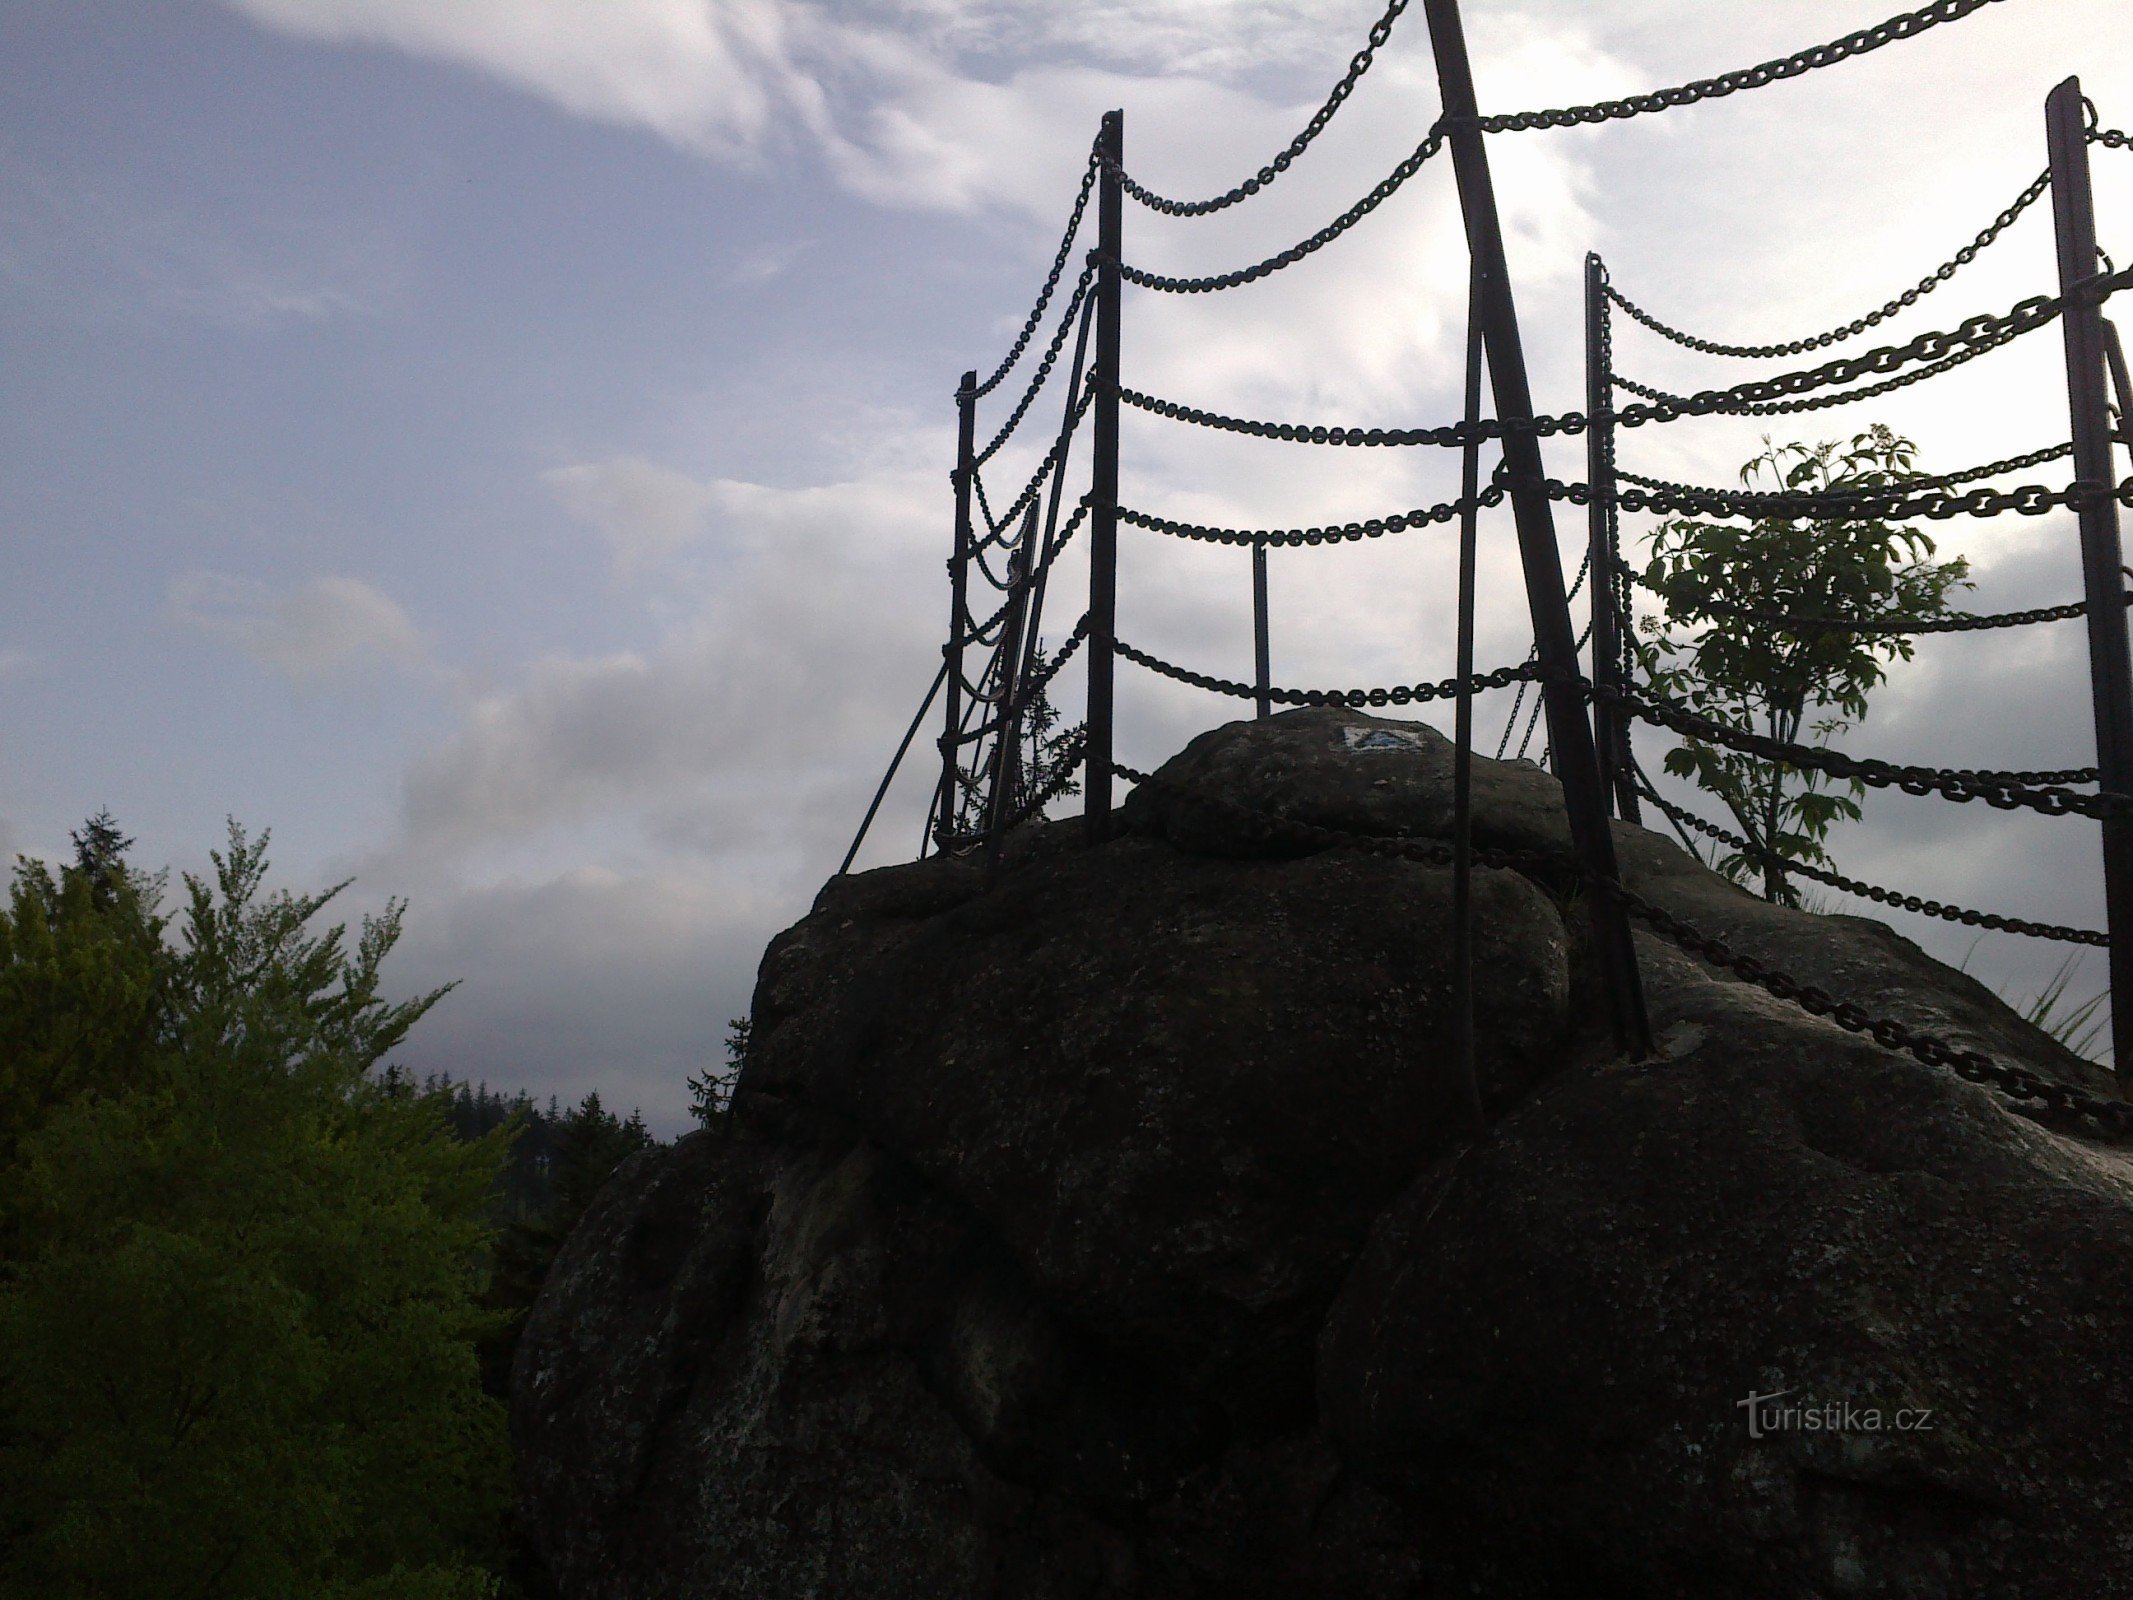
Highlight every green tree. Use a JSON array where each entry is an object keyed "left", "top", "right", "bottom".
[
  {"left": 0, "top": 820, "right": 509, "bottom": 1600},
  {"left": 686, "top": 1015, "right": 751, "bottom": 1130},
  {"left": 1634, "top": 426, "right": 1972, "bottom": 906},
  {"left": 484, "top": 1089, "right": 655, "bottom": 1387}
]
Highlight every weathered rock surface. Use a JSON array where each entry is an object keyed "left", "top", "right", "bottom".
[{"left": 515, "top": 708, "right": 2133, "bottom": 1598}]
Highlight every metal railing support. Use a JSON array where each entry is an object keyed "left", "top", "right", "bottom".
[
  {"left": 1452, "top": 256, "right": 1486, "bottom": 1135},
  {"left": 1087, "top": 110, "right": 1124, "bottom": 843},
  {"left": 2047, "top": 75, "right": 2133, "bottom": 1092},
  {"left": 935, "top": 368, "right": 979, "bottom": 855},
  {"left": 1253, "top": 534, "right": 1272, "bottom": 718},
  {"left": 1425, "top": 0, "right": 1651, "bottom": 1059},
  {"left": 1585, "top": 253, "right": 1640, "bottom": 824}
]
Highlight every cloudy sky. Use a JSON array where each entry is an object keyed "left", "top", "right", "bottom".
[{"left": 7, "top": 0, "right": 2133, "bottom": 1125}]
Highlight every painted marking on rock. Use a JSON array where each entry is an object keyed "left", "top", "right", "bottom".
[{"left": 1340, "top": 727, "right": 1424, "bottom": 752}]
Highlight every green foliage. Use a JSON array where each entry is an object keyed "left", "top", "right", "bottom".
[
  {"left": 0, "top": 820, "right": 508, "bottom": 1600},
  {"left": 2020, "top": 956, "right": 2110, "bottom": 1060},
  {"left": 953, "top": 639, "right": 1084, "bottom": 837},
  {"left": 484, "top": 1089, "right": 655, "bottom": 1389},
  {"left": 1635, "top": 426, "right": 1972, "bottom": 906},
  {"left": 686, "top": 1014, "right": 751, "bottom": 1130}
]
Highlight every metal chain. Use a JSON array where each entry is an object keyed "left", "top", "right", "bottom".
[
  {"left": 1113, "top": 636, "right": 1537, "bottom": 708},
  {"left": 1610, "top": 475, "right": 2090, "bottom": 525},
  {"left": 1610, "top": 290, "right": 2060, "bottom": 413},
  {"left": 976, "top": 386, "right": 1096, "bottom": 540},
  {"left": 1615, "top": 323, "right": 2029, "bottom": 418},
  {"left": 1595, "top": 679, "right": 2133, "bottom": 819},
  {"left": 971, "top": 152, "right": 1100, "bottom": 400},
  {"left": 1616, "top": 440, "right": 2072, "bottom": 505},
  {"left": 1621, "top": 561, "right": 2131, "bottom": 637},
  {"left": 973, "top": 269, "right": 1094, "bottom": 470},
  {"left": 951, "top": 503, "right": 1090, "bottom": 649},
  {"left": 1105, "top": 754, "right": 2133, "bottom": 1140},
  {"left": 2093, "top": 123, "right": 2132, "bottom": 151},
  {"left": 1604, "top": 169, "right": 2050, "bottom": 359},
  {"left": 1103, "top": 0, "right": 1410, "bottom": 217},
  {"left": 1634, "top": 779, "right": 2107, "bottom": 947},
  {"left": 1522, "top": 464, "right": 2125, "bottom": 529},
  {"left": 1110, "top": 306, "right": 2062, "bottom": 444},
  {"left": 1476, "top": 0, "right": 2005, "bottom": 133},
  {"left": 1116, "top": 483, "right": 1507, "bottom": 549},
  {"left": 1019, "top": 615, "right": 1090, "bottom": 708},
  {"left": 953, "top": 620, "right": 1089, "bottom": 743},
  {"left": 1113, "top": 126, "right": 1446, "bottom": 295},
  {"left": 934, "top": 733, "right": 1089, "bottom": 851}
]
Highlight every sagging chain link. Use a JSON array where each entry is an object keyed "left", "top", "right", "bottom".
[
  {"left": 1616, "top": 441, "right": 2072, "bottom": 506},
  {"left": 1113, "top": 126, "right": 1445, "bottom": 294},
  {"left": 1596, "top": 679, "right": 2133, "bottom": 818},
  {"left": 1634, "top": 779, "right": 2107, "bottom": 947},
  {"left": 1625, "top": 563, "right": 2118, "bottom": 637},
  {"left": 1105, "top": 754, "right": 2133, "bottom": 1140},
  {"left": 933, "top": 733, "right": 1089, "bottom": 852},
  {"left": 951, "top": 502, "right": 1090, "bottom": 650},
  {"left": 971, "top": 151, "right": 1099, "bottom": 400},
  {"left": 1017, "top": 614, "right": 1090, "bottom": 710},
  {"left": 1475, "top": 0, "right": 2004, "bottom": 133},
  {"left": 1604, "top": 168, "right": 2050, "bottom": 359},
  {"left": 1113, "top": 636, "right": 1537, "bottom": 708},
  {"left": 1109, "top": 287, "right": 2065, "bottom": 443},
  {"left": 1611, "top": 290, "right": 2060, "bottom": 414},
  {"left": 972, "top": 385, "right": 1097, "bottom": 540},
  {"left": 1103, "top": 0, "right": 1409, "bottom": 217},
  {"left": 953, "top": 620, "right": 1089, "bottom": 744},
  {"left": 1116, "top": 483, "right": 1507, "bottom": 548},
  {"left": 973, "top": 268, "right": 1094, "bottom": 471},
  {"left": 1615, "top": 322, "right": 2028, "bottom": 418}
]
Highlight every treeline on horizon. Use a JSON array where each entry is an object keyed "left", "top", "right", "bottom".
[{"left": 0, "top": 810, "right": 745, "bottom": 1600}]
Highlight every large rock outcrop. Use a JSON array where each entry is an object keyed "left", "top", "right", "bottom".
[{"left": 514, "top": 708, "right": 2133, "bottom": 1598}]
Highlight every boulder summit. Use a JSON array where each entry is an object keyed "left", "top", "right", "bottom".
[{"left": 513, "top": 708, "right": 2133, "bottom": 1599}]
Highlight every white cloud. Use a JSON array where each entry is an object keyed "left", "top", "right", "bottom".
[
  {"left": 397, "top": 454, "right": 946, "bottom": 871},
  {"left": 543, "top": 456, "right": 721, "bottom": 577},
  {"left": 168, "top": 573, "right": 429, "bottom": 685},
  {"left": 225, "top": 0, "right": 832, "bottom": 165}
]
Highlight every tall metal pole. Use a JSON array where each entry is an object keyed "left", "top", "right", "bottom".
[
  {"left": 1424, "top": 0, "right": 1649, "bottom": 1059},
  {"left": 938, "top": 368, "right": 979, "bottom": 854},
  {"left": 2048, "top": 76, "right": 2133, "bottom": 1093},
  {"left": 1252, "top": 535, "right": 1272, "bottom": 719},
  {"left": 1585, "top": 253, "right": 1639, "bottom": 825},
  {"left": 1452, "top": 257, "right": 1485, "bottom": 1136},
  {"left": 1087, "top": 109, "right": 1123, "bottom": 844}
]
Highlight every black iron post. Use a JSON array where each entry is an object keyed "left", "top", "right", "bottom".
[
  {"left": 1253, "top": 535, "right": 1272, "bottom": 718},
  {"left": 1452, "top": 258, "right": 1486, "bottom": 1136},
  {"left": 1585, "top": 253, "right": 1640, "bottom": 825},
  {"left": 936, "top": 368, "right": 979, "bottom": 855},
  {"left": 2048, "top": 76, "right": 2133, "bottom": 1093},
  {"left": 1087, "top": 110, "right": 1123, "bottom": 843},
  {"left": 1424, "top": 0, "right": 1650, "bottom": 1059}
]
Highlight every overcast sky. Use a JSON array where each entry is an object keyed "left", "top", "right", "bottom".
[{"left": 7, "top": 0, "right": 2133, "bottom": 1127}]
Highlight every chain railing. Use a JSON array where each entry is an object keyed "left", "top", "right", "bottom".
[
  {"left": 1103, "top": 0, "right": 1410, "bottom": 217},
  {"left": 1604, "top": 168, "right": 2050, "bottom": 359},
  {"left": 836, "top": 0, "right": 2133, "bottom": 1101},
  {"left": 1107, "top": 757, "right": 2133, "bottom": 1140},
  {"left": 1634, "top": 776, "right": 2108, "bottom": 947}
]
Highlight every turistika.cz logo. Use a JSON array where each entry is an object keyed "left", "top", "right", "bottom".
[{"left": 1737, "top": 1388, "right": 1935, "bottom": 1440}]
